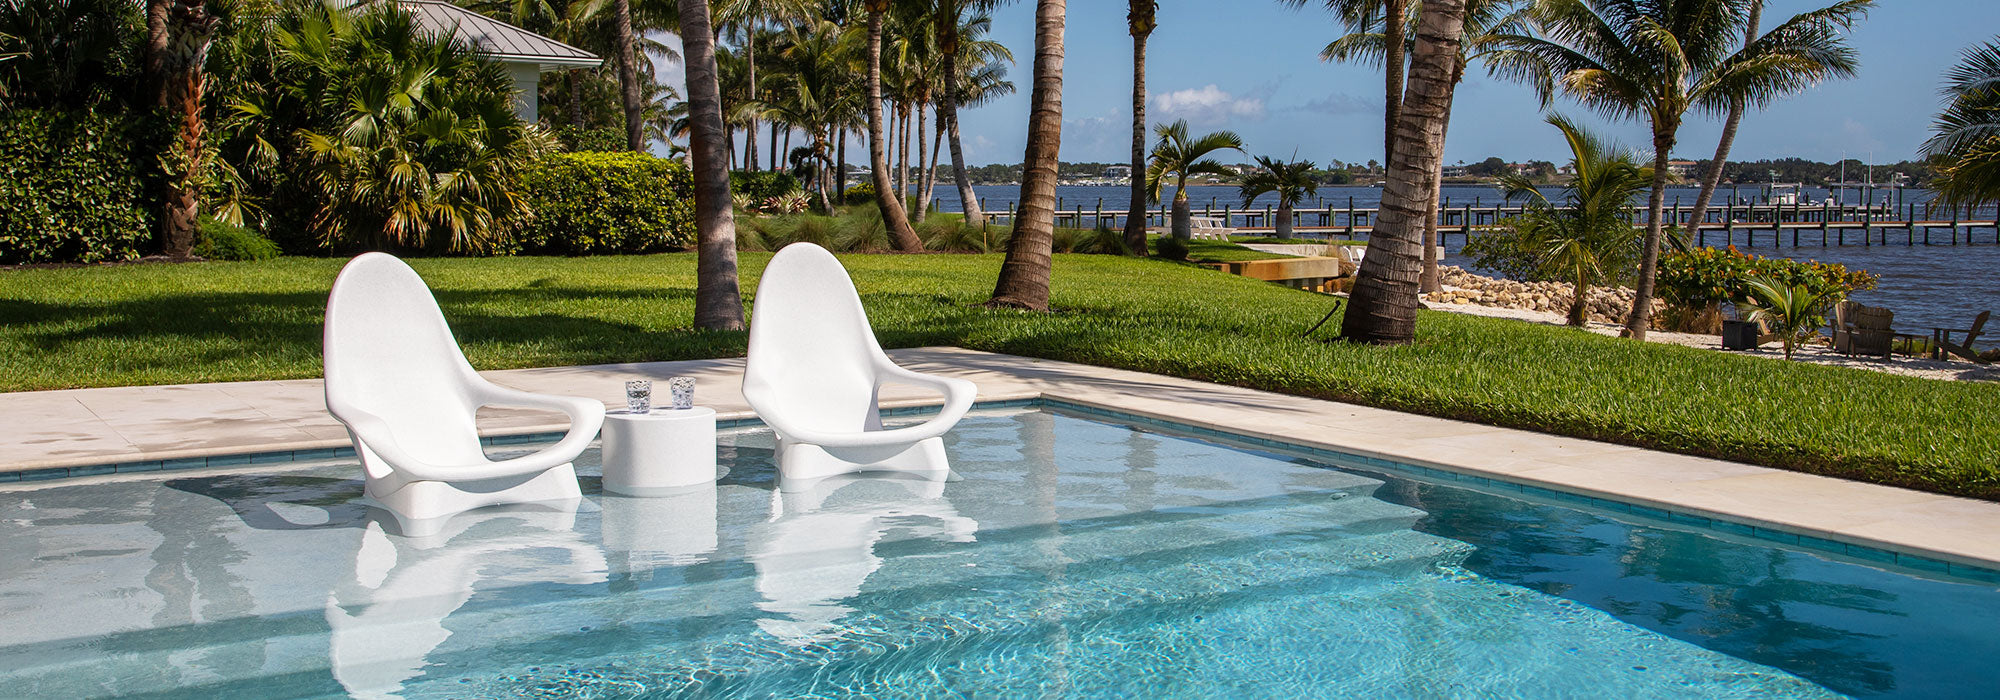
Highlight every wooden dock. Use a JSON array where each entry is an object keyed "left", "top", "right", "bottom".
[{"left": 986, "top": 197, "right": 2000, "bottom": 248}]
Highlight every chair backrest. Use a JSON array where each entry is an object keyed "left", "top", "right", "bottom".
[
  {"left": 745, "top": 243, "right": 886, "bottom": 434},
  {"left": 1969, "top": 311, "right": 1991, "bottom": 343},
  {"left": 324, "top": 253, "right": 483, "bottom": 467}
]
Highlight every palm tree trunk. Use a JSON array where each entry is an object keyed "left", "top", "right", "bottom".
[
  {"left": 922, "top": 116, "right": 943, "bottom": 220},
  {"left": 782, "top": 127, "right": 791, "bottom": 168},
  {"left": 989, "top": 0, "right": 1066, "bottom": 310},
  {"left": 159, "top": 0, "right": 215, "bottom": 261},
  {"left": 913, "top": 104, "right": 930, "bottom": 222},
  {"left": 1687, "top": 1, "right": 1763, "bottom": 233},
  {"left": 942, "top": 70, "right": 984, "bottom": 226},
  {"left": 864, "top": 4, "right": 923, "bottom": 251},
  {"left": 612, "top": 0, "right": 644, "bottom": 152},
  {"left": 1123, "top": 10, "right": 1151, "bottom": 256},
  {"left": 1382, "top": 0, "right": 1407, "bottom": 164},
  {"left": 1421, "top": 72, "right": 1460, "bottom": 294},
  {"left": 145, "top": 0, "right": 169, "bottom": 105},
  {"left": 770, "top": 121, "right": 780, "bottom": 173},
  {"left": 1568, "top": 279, "right": 1590, "bottom": 326},
  {"left": 1342, "top": 0, "right": 1466, "bottom": 345},
  {"left": 1277, "top": 199, "right": 1294, "bottom": 239},
  {"left": 837, "top": 129, "right": 848, "bottom": 198},
  {"left": 566, "top": 69, "right": 585, "bottom": 128},
  {"left": 678, "top": 0, "right": 746, "bottom": 330},
  {"left": 1625, "top": 127, "right": 1677, "bottom": 341},
  {"left": 745, "top": 25, "right": 759, "bottom": 171},
  {"left": 897, "top": 104, "right": 912, "bottom": 210},
  {"left": 1171, "top": 189, "right": 1190, "bottom": 241}
]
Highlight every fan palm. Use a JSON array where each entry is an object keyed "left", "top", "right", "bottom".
[
  {"left": 1921, "top": 38, "right": 2000, "bottom": 211},
  {"left": 1318, "top": 0, "right": 1528, "bottom": 292},
  {"left": 1491, "top": 113, "right": 1650, "bottom": 326},
  {"left": 940, "top": 10, "right": 1011, "bottom": 227},
  {"left": 715, "top": 0, "right": 813, "bottom": 170},
  {"left": 1145, "top": 119, "right": 1244, "bottom": 242},
  {"left": 1238, "top": 156, "right": 1320, "bottom": 239},
  {"left": 222, "top": 3, "right": 546, "bottom": 253},
  {"left": 1489, "top": 0, "right": 1870, "bottom": 340}
]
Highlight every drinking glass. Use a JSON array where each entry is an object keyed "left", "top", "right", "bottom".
[
  {"left": 668, "top": 376, "right": 695, "bottom": 410},
  {"left": 625, "top": 380, "right": 652, "bottom": 414}
]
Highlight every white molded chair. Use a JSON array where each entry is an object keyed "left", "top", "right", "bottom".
[
  {"left": 323, "top": 253, "right": 605, "bottom": 533},
  {"left": 743, "top": 243, "right": 976, "bottom": 488}
]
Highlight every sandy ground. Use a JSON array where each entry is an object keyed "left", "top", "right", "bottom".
[{"left": 1423, "top": 297, "right": 2000, "bottom": 383}]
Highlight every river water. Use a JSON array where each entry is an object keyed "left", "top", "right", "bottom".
[{"left": 923, "top": 184, "right": 1998, "bottom": 339}]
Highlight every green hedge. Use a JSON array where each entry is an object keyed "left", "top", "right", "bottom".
[
  {"left": 731, "top": 170, "right": 798, "bottom": 201},
  {"left": 0, "top": 110, "right": 157, "bottom": 264},
  {"left": 515, "top": 152, "right": 695, "bottom": 255}
]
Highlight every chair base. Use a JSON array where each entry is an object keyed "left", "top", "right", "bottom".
[
  {"left": 775, "top": 437, "right": 956, "bottom": 491},
  {"left": 363, "top": 463, "right": 583, "bottom": 537}
]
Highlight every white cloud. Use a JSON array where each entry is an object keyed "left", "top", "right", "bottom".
[{"left": 1151, "top": 85, "right": 1266, "bottom": 126}]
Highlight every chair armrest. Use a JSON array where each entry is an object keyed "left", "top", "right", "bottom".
[
  {"left": 763, "top": 362, "right": 975, "bottom": 449},
  {"left": 332, "top": 388, "right": 604, "bottom": 483}
]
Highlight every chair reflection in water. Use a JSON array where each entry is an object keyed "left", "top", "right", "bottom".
[
  {"left": 750, "top": 472, "right": 978, "bottom": 646},
  {"left": 743, "top": 243, "right": 976, "bottom": 489},
  {"left": 325, "top": 504, "right": 607, "bottom": 700}
]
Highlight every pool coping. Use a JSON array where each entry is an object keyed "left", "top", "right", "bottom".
[{"left": 5, "top": 347, "right": 1999, "bottom": 580}]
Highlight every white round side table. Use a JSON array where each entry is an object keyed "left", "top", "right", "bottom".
[{"left": 600, "top": 407, "right": 718, "bottom": 496}]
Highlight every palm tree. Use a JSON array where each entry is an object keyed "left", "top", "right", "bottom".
[
  {"left": 1739, "top": 276, "right": 1836, "bottom": 361},
  {"left": 987, "top": 0, "right": 1065, "bottom": 311},
  {"left": 1122, "top": 0, "right": 1157, "bottom": 256},
  {"left": 1281, "top": 0, "right": 1408, "bottom": 172},
  {"left": 925, "top": 9, "right": 1009, "bottom": 224},
  {"left": 1922, "top": 38, "right": 2000, "bottom": 211},
  {"left": 1145, "top": 120, "right": 1244, "bottom": 242},
  {"left": 223, "top": 3, "right": 543, "bottom": 252},
  {"left": 862, "top": 0, "right": 923, "bottom": 251},
  {"left": 610, "top": 0, "right": 643, "bottom": 151},
  {"left": 1340, "top": 0, "right": 1466, "bottom": 345},
  {"left": 1685, "top": 0, "right": 1764, "bottom": 236},
  {"left": 1490, "top": 0, "right": 1869, "bottom": 340},
  {"left": 767, "top": 20, "right": 855, "bottom": 210},
  {"left": 716, "top": 0, "right": 814, "bottom": 171},
  {"left": 1319, "top": 0, "right": 1529, "bottom": 292},
  {"left": 158, "top": 0, "right": 217, "bottom": 260},
  {"left": 1238, "top": 156, "right": 1319, "bottom": 239},
  {"left": 678, "top": 0, "right": 746, "bottom": 330},
  {"left": 1491, "top": 114, "right": 1650, "bottom": 326}
]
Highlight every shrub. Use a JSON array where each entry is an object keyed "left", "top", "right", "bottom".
[
  {"left": 554, "top": 127, "right": 627, "bottom": 153},
  {"left": 1154, "top": 236, "right": 1189, "bottom": 261},
  {"left": 843, "top": 181, "right": 877, "bottom": 206},
  {"left": 515, "top": 152, "right": 695, "bottom": 255},
  {"left": 194, "top": 216, "right": 280, "bottom": 261},
  {"left": 0, "top": 109, "right": 156, "bottom": 264},
  {"left": 732, "top": 171, "right": 798, "bottom": 202},
  {"left": 1657, "top": 246, "right": 1876, "bottom": 311}
]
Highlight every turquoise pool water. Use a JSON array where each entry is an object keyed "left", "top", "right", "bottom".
[{"left": 1, "top": 409, "right": 1995, "bottom": 698}]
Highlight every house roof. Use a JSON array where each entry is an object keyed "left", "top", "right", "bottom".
[{"left": 398, "top": 1, "right": 601, "bottom": 69}]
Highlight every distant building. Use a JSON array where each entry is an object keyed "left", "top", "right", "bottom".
[
  {"left": 1667, "top": 159, "right": 1700, "bottom": 178},
  {"left": 1441, "top": 164, "right": 1469, "bottom": 178},
  {"left": 1103, "top": 165, "right": 1132, "bottom": 178},
  {"left": 1507, "top": 162, "right": 1534, "bottom": 175}
]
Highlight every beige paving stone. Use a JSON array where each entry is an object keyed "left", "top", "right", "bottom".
[{"left": 6, "top": 347, "right": 2000, "bottom": 570}]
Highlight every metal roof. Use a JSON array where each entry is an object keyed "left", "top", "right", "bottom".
[{"left": 397, "top": 1, "right": 601, "bottom": 69}]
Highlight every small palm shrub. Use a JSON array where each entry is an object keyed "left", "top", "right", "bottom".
[
  {"left": 920, "top": 220, "right": 992, "bottom": 253},
  {"left": 1739, "top": 275, "right": 1839, "bottom": 361},
  {"left": 194, "top": 216, "right": 280, "bottom": 261}
]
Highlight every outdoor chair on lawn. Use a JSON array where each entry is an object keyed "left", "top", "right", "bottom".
[
  {"left": 1832, "top": 300, "right": 1896, "bottom": 360},
  {"left": 1934, "top": 310, "right": 1992, "bottom": 364},
  {"left": 1189, "top": 216, "right": 1235, "bottom": 241},
  {"left": 742, "top": 243, "right": 976, "bottom": 490},
  {"left": 323, "top": 253, "right": 605, "bottom": 535}
]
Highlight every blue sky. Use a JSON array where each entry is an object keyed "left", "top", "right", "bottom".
[{"left": 937, "top": 0, "right": 2000, "bottom": 167}]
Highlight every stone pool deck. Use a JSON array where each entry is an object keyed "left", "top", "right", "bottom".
[{"left": 4, "top": 346, "right": 1998, "bottom": 575}]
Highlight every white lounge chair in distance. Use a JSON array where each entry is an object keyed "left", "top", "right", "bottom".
[
  {"left": 742, "top": 243, "right": 976, "bottom": 488},
  {"left": 323, "top": 253, "right": 605, "bottom": 534}
]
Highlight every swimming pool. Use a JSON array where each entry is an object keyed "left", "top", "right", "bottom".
[{"left": 1, "top": 409, "right": 1994, "bottom": 698}]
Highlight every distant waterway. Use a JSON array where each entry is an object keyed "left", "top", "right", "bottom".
[{"left": 924, "top": 184, "right": 1997, "bottom": 340}]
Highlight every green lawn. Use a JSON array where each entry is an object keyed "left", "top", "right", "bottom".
[{"left": 3, "top": 252, "right": 1996, "bottom": 500}]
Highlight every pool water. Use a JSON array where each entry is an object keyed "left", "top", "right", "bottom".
[{"left": 1, "top": 410, "right": 1996, "bottom": 698}]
